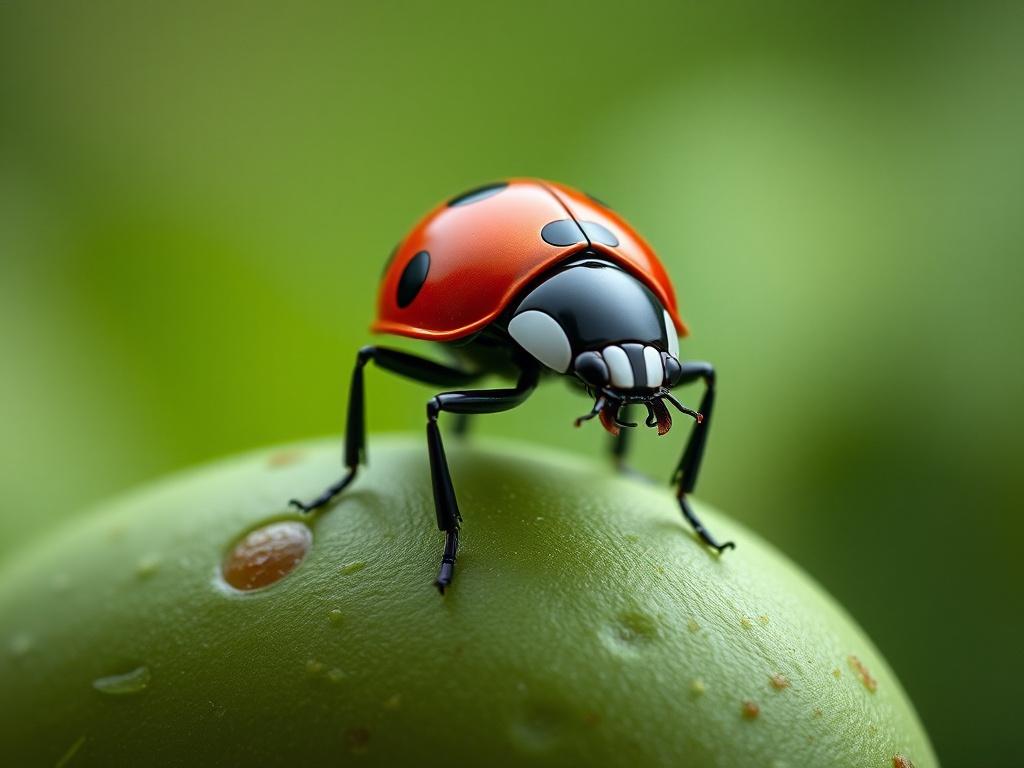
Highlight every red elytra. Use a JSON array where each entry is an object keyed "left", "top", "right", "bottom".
[{"left": 372, "top": 178, "right": 688, "bottom": 342}]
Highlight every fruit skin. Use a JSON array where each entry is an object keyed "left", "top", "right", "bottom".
[{"left": 0, "top": 437, "right": 937, "bottom": 767}]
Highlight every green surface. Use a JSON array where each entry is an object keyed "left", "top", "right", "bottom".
[
  {"left": 0, "top": 438, "right": 936, "bottom": 767},
  {"left": 2, "top": 4, "right": 1022, "bottom": 765}
]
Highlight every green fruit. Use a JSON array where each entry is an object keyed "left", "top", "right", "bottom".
[{"left": 0, "top": 437, "right": 937, "bottom": 767}]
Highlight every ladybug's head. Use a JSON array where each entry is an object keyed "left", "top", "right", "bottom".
[{"left": 506, "top": 258, "right": 700, "bottom": 435}]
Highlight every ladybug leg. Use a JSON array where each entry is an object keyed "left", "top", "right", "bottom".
[
  {"left": 427, "top": 366, "right": 541, "bottom": 594},
  {"left": 611, "top": 415, "right": 631, "bottom": 469},
  {"left": 670, "top": 362, "right": 735, "bottom": 553},
  {"left": 289, "top": 346, "right": 479, "bottom": 513},
  {"left": 608, "top": 409, "right": 655, "bottom": 482},
  {"left": 451, "top": 413, "right": 473, "bottom": 438}
]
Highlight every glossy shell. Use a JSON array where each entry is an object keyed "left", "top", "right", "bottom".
[{"left": 372, "top": 178, "right": 688, "bottom": 341}]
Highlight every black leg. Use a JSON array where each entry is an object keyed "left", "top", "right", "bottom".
[
  {"left": 610, "top": 411, "right": 631, "bottom": 469},
  {"left": 289, "top": 346, "right": 480, "bottom": 513},
  {"left": 451, "top": 413, "right": 472, "bottom": 438},
  {"left": 427, "top": 366, "right": 541, "bottom": 593},
  {"left": 607, "top": 406, "right": 654, "bottom": 483},
  {"left": 669, "top": 362, "right": 735, "bottom": 552}
]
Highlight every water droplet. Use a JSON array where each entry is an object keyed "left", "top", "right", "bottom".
[
  {"left": 690, "top": 679, "right": 706, "bottom": 696},
  {"left": 306, "top": 659, "right": 325, "bottom": 676},
  {"left": 328, "top": 609, "right": 344, "bottom": 625},
  {"left": 135, "top": 554, "right": 161, "bottom": 579},
  {"left": 601, "top": 610, "right": 659, "bottom": 655},
  {"left": 92, "top": 666, "right": 151, "bottom": 695},
  {"left": 326, "top": 668, "right": 346, "bottom": 684},
  {"left": 741, "top": 700, "right": 760, "bottom": 720},
  {"left": 339, "top": 561, "right": 365, "bottom": 575},
  {"left": 222, "top": 521, "right": 312, "bottom": 591},
  {"left": 769, "top": 673, "right": 790, "bottom": 691},
  {"left": 55, "top": 735, "right": 86, "bottom": 768},
  {"left": 10, "top": 633, "right": 33, "bottom": 657}
]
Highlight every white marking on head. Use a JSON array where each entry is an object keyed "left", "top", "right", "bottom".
[
  {"left": 663, "top": 310, "right": 680, "bottom": 359},
  {"left": 602, "top": 346, "right": 634, "bottom": 388},
  {"left": 508, "top": 310, "right": 572, "bottom": 372},
  {"left": 643, "top": 346, "right": 663, "bottom": 387}
]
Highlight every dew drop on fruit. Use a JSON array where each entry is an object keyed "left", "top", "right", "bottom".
[
  {"left": 92, "top": 665, "right": 151, "bottom": 695},
  {"left": 221, "top": 521, "right": 312, "bottom": 591}
]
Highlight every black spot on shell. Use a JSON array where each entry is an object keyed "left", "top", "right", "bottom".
[
  {"left": 397, "top": 251, "right": 430, "bottom": 308},
  {"left": 580, "top": 221, "right": 619, "bottom": 247},
  {"left": 541, "top": 219, "right": 586, "bottom": 247},
  {"left": 448, "top": 182, "right": 508, "bottom": 207}
]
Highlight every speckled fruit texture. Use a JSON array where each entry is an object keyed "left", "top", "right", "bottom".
[{"left": 0, "top": 437, "right": 938, "bottom": 767}]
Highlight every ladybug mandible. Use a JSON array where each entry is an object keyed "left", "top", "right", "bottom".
[{"left": 290, "top": 178, "right": 734, "bottom": 592}]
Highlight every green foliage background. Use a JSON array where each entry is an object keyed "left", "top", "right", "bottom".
[{"left": 1, "top": 2, "right": 1020, "bottom": 766}]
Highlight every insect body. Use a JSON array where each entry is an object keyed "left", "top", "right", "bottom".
[{"left": 290, "top": 179, "right": 733, "bottom": 592}]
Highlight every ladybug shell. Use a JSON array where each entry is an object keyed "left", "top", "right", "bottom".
[{"left": 372, "top": 178, "right": 688, "bottom": 342}]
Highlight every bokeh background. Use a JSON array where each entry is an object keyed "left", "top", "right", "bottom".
[{"left": 2, "top": 2, "right": 1021, "bottom": 765}]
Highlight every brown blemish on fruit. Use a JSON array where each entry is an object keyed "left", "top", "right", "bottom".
[
  {"left": 769, "top": 673, "right": 790, "bottom": 691},
  {"left": 267, "top": 449, "right": 304, "bottom": 467},
  {"left": 812, "top": 708, "right": 823, "bottom": 718},
  {"left": 892, "top": 755, "right": 915, "bottom": 768},
  {"left": 687, "top": 618, "right": 701, "bottom": 633},
  {"left": 740, "top": 617, "right": 753, "bottom": 630},
  {"left": 758, "top": 615, "right": 769, "bottom": 625},
  {"left": 848, "top": 655, "right": 878, "bottom": 693},
  {"left": 832, "top": 668, "right": 842, "bottom": 679},
  {"left": 690, "top": 679, "right": 706, "bottom": 696},
  {"left": 741, "top": 700, "right": 760, "bottom": 719},
  {"left": 222, "top": 521, "right": 312, "bottom": 590},
  {"left": 583, "top": 711, "right": 602, "bottom": 727}
]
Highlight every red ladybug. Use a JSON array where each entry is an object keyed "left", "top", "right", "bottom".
[{"left": 291, "top": 178, "right": 732, "bottom": 593}]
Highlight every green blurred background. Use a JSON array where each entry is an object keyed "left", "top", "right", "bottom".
[{"left": 1, "top": 2, "right": 1021, "bottom": 765}]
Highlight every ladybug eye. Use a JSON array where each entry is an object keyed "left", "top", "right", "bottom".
[
  {"left": 663, "top": 355, "right": 682, "bottom": 387},
  {"left": 574, "top": 351, "right": 609, "bottom": 387}
]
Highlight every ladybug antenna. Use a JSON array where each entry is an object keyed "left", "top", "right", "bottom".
[
  {"left": 574, "top": 394, "right": 606, "bottom": 428},
  {"left": 661, "top": 391, "right": 703, "bottom": 424}
]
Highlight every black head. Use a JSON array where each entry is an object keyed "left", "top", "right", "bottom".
[{"left": 506, "top": 258, "right": 698, "bottom": 434}]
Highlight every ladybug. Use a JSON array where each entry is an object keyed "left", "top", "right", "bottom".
[{"left": 290, "top": 178, "right": 733, "bottom": 592}]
